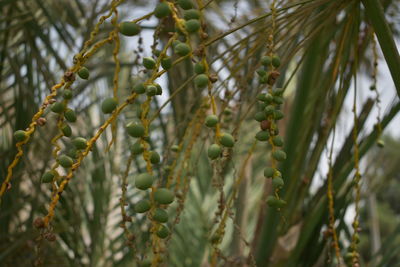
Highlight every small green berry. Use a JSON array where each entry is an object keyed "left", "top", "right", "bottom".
[
  {"left": 171, "top": 145, "right": 180, "bottom": 152},
  {"left": 223, "top": 108, "right": 232, "bottom": 115},
  {"left": 161, "top": 57, "right": 172, "bottom": 70},
  {"left": 41, "top": 170, "right": 57, "bottom": 183},
  {"left": 119, "top": 21, "right": 141, "bottom": 36},
  {"left": 155, "top": 84, "right": 163, "bottom": 95},
  {"left": 208, "top": 144, "right": 222, "bottom": 159},
  {"left": 62, "top": 89, "right": 73, "bottom": 100},
  {"left": 58, "top": 155, "right": 73, "bottom": 168},
  {"left": 272, "top": 136, "right": 284, "bottom": 147},
  {"left": 255, "top": 131, "right": 269, "bottom": 141},
  {"left": 64, "top": 108, "right": 77, "bottom": 122},
  {"left": 134, "top": 199, "right": 151, "bottom": 213},
  {"left": 254, "top": 111, "right": 266, "bottom": 122},
  {"left": 143, "top": 57, "right": 156, "bottom": 69},
  {"left": 273, "top": 96, "right": 284, "bottom": 105},
  {"left": 14, "top": 130, "right": 27, "bottom": 142},
  {"left": 126, "top": 122, "right": 145, "bottom": 138},
  {"left": 183, "top": 9, "right": 200, "bottom": 20},
  {"left": 265, "top": 93, "right": 274, "bottom": 103},
  {"left": 267, "top": 196, "right": 286, "bottom": 208},
  {"left": 377, "top": 139, "right": 385, "bottom": 148},
  {"left": 205, "top": 115, "right": 218, "bottom": 127},
  {"left": 264, "top": 167, "right": 275, "bottom": 178},
  {"left": 67, "top": 148, "right": 78, "bottom": 159},
  {"left": 272, "top": 177, "right": 284, "bottom": 189},
  {"left": 154, "top": 188, "right": 175, "bottom": 204},
  {"left": 153, "top": 208, "right": 168, "bottom": 223},
  {"left": 134, "top": 83, "right": 146, "bottom": 94},
  {"left": 272, "top": 55, "right": 281, "bottom": 68},
  {"left": 220, "top": 133, "right": 235, "bottom": 148},
  {"left": 264, "top": 105, "right": 275, "bottom": 115},
  {"left": 61, "top": 123, "right": 72, "bottom": 137},
  {"left": 72, "top": 137, "right": 87, "bottom": 150},
  {"left": 77, "top": 67, "right": 89, "bottom": 79},
  {"left": 130, "top": 141, "right": 144, "bottom": 155},
  {"left": 256, "top": 68, "right": 267, "bottom": 77},
  {"left": 257, "top": 94, "right": 267, "bottom": 102},
  {"left": 101, "top": 98, "right": 118, "bottom": 114},
  {"left": 272, "top": 150, "right": 286, "bottom": 161},
  {"left": 135, "top": 173, "right": 154, "bottom": 190},
  {"left": 154, "top": 2, "right": 171, "bottom": 18},
  {"left": 194, "top": 74, "right": 209, "bottom": 88},
  {"left": 149, "top": 151, "right": 161, "bottom": 164},
  {"left": 261, "top": 56, "right": 272, "bottom": 66},
  {"left": 194, "top": 62, "right": 205, "bottom": 74},
  {"left": 177, "top": 0, "right": 193, "bottom": 9},
  {"left": 174, "top": 43, "right": 191, "bottom": 56},
  {"left": 156, "top": 225, "right": 169, "bottom": 239},
  {"left": 273, "top": 88, "right": 284, "bottom": 96},
  {"left": 185, "top": 19, "right": 200, "bottom": 33},
  {"left": 50, "top": 102, "right": 65, "bottom": 114},
  {"left": 274, "top": 110, "right": 284, "bottom": 120},
  {"left": 146, "top": 85, "right": 158, "bottom": 96}
]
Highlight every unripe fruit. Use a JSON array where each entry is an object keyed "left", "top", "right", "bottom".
[
  {"left": 254, "top": 111, "right": 266, "bottom": 122},
  {"left": 73, "top": 137, "right": 87, "bottom": 150},
  {"left": 183, "top": 9, "right": 200, "bottom": 20},
  {"left": 172, "top": 40, "right": 181, "bottom": 48},
  {"left": 134, "top": 83, "right": 146, "bottom": 94},
  {"left": 58, "top": 155, "right": 73, "bottom": 168},
  {"left": 220, "top": 133, "right": 235, "bottom": 147},
  {"left": 264, "top": 167, "right": 275, "bottom": 178},
  {"left": 208, "top": 144, "right": 221, "bottom": 159},
  {"left": 223, "top": 108, "right": 232, "bottom": 115},
  {"left": 62, "top": 89, "right": 73, "bottom": 100},
  {"left": 126, "top": 122, "right": 145, "bottom": 138},
  {"left": 272, "top": 55, "right": 281, "bottom": 68},
  {"left": 264, "top": 105, "right": 274, "bottom": 115},
  {"left": 257, "top": 94, "right": 267, "bottom": 102},
  {"left": 101, "top": 98, "right": 118, "bottom": 114},
  {"left": 185, "top": 19, "right": 200, "bottom": 33},
  {"left": 194, "top": 62, "right": 205, "bottom": 74},
  {"left": 272, "top": 136, "right": 283, "bottom": 147},
  {"left": 130, "top": 141, "right": 144, "bottom": 155},
  {"left": 154, "top": 2, "right": 171, "bottom": 18},
  {"left": 273, "top": 96, "right": 284, "bottom": 105},
  {"left": 153, "top": 208, "right": 168, "bottom": 223},
  {"left": 174, "top": 43, "right": 191, "bottom": 56},
  {"left": 50, "top": 102, "right": 65, "bottom": 113},
  {"left": 146, "top": 85, "right": 158, "bottom": 96},
  {"left": 178, "top": 0, "right": 193, "bottom": 9},
  {"left": 64, "top": 108, "right": 77, "bottom": 122},
  {"left": 272, "top": 177, "right": 284, "bottom": 189},
  {"left": 78, "top": 67, "right": 89, "bottom": 79},
  {"left": 149, "top": 151, "right": 161, "bottom": 164},
  {"left": 255, "top": 131, "right": 269, "bottom": 141},
  {"left": 205, "top": 115, "right": 218, "bottom": 127},
  {"left": 14, "top": 130, "right": 27, "bottom": 142},
  {"left": 41, "top": 170, "right": 57, "bottom": 183},
  {"left": 135, "top": 173, "right": 154, "bottom": 190},
  {"left": 143, "top": 57, "right": 156, "bottom": 69},
  {"left": 377, "top": 139, "right": 385, "bottom": 148},
  {"left": 67, "top": 148, "right": 78, "bottom": 159},
  {"left": 161, "top": 57, "right": 172, "bottom": 70},
  {"left": 272, "top": 150, "right": 286, "bottom": 161},
  {"left": 260, "top": 120, "right": 271, "bottom": 131},
  {"left": 61, "top": 124, "right": 72, "bottom": 137},
  {"left": 134, "top": 199, "right": 151, "bottom": 213},
  {"left": 156, "top": 225, "right": 169, "bottom": 239},
  {"left": 194, "top": 74, "right": 208, "bottom": 88},
  {"left": 155, "top": 84, "right": 163, "bottom": 95},
  {"left": 154, "top": 188, "right": 174, "bottom": 204},
  {"left": 259, "top": 75, "right": 268, "bottom": 84},
  {"left": 261, "top": 56, "right": 272, "bottom": 66},
  {"left": 171, "top": 145, "right": 180, "bottom": 152},
  {"left": 265, "top": 93, "right": 273, "bottom": 103},
  {"left": 267, "top": 196, "right": 286, "bottom": 208},
  {"left": 273, "top": 88, "right": 284, "bottom": 96},
  {"left": 119, "top": 21, "right": 141, "bottom": 36},
  {"left": 256, "top": 68, "right": 267, "bottom": 77},
  {"left": 274, "top": 110, "right": 284, "bottom": 120}
]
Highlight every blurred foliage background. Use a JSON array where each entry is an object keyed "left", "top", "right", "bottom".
[{"left": 1, "top": 0, "right": 400, "bottom": 266}]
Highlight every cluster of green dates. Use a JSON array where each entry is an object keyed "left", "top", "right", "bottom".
[
  {"left": 204, "top": 114, "right": 235, "bottom": 160},
  {"left": 257, "top": 54, "right": 281, "bottom": 84},
  {"left": 134, "top": 172, "right": 175, "bottom": 240}
]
